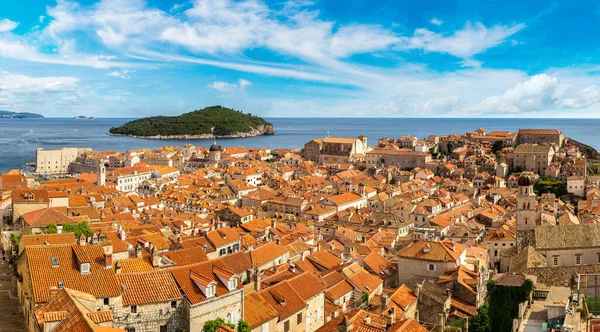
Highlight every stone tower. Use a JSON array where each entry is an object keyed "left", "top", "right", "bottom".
[
  {"left": 516, "top": 174, "right": 537, "bottom": 251},
  {"left": 97, "top": 162, "right": 106, "bottom": 187},
  {"left": 208, "top": 127, "right": 221, "bottom": 162}
]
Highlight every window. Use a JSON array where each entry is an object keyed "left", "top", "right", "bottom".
[
  {"left": 206, "top": 284, "right": 216, "bottom": 298},
  {"left": 317, "top": 307, "right": 322, "bottom": 319},
  {"left": 427, "top": 264, "right": 436, "bottom": 271},
  {"left": 125, "top": 328, "right": 135, "bottom": 332},
  {"left": 230, "top": 310, "right": 239, "bottom": 325},
  {"left": 261, "top": 323, "right": 269, "bottom": 332},
  {"left": 104, "top": 298, "right": 109, "bottom": 306},
  {"left": 51, "top": 257, "right": 59, "bottom": 266},
  {"left": 171, "top": 301, "right": 177, "bottom": 309},
  {"left": 58, "top": 281, "right": 65, "bottom": 288},
  {"left": 80, "top": 263, "right": 90, "bottom": 274},
  {"left": 297, "top": 313, "right": 302, "bottom": 324},
  {"left": 553, "top": 257, "right": 559, "bottom": 266},
  {"left": 284, "top": 320, "right": 290, "bottom": 332},
  {"left": 130, "top": 305, "right": 137, "bottom": 314},
  {"left": 160, "top": 326, "right": 167, "bottom": 332},
  {"left": 306, "top": 313, "right": 311, "bottom": 326},
  {"left": 576, "top": 255, "right": 582, "bottom": 265}
]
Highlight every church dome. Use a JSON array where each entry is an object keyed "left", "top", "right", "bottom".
[
  {"left": 209, "top": 144, "right": 221, "bottom": 152},
  {"left": 518, "top": 174, "right": 534, "bottom": 186},
  {"left": 151, "top": 171, "right": 161, "bottom": 179}
]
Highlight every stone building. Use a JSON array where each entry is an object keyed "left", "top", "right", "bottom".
[
  {"left": 397, "top": 241, "right": 467, "bottom": 288},
  {"left": 302, "top": 139, "right": 324, "bottom": 163},
  {"left": 517, "top": 129, "right": 564, "bottom": 146},
  {"left": 35, "top": 147, "right": 91, "bottom": 174},
  {"left": 513, "top": 144, "right": 555, "bottom": 175},
  {"left": 366, "top": 149, "right": 431, "bottom": 169},
  {"left": 515, "top": 174, "right": 538, "bottom": 251},
  {"left": 114, "top": 270, "right": 184, "bottom": 332},
  {"left": 170, "top": 259, "right": 244, "bottom": 332},
  {"left": 318, "top": 136, "right": 368, "bottom": 165}
]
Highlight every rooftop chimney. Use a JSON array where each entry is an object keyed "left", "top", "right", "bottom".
[{"left": 115, "top": 261, "right": 122, "bottom": 274}]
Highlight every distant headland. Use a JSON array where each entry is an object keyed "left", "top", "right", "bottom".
[
  {"left": 74, "top": 116, "right": 95, "bottom": 120},
  {"left": 108, "top": 105, "right": 275, "bottom": 139},
  {"left": 0, "top": 110, "right": 44, "bottom": 119}
]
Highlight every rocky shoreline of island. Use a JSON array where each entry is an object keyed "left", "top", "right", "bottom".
[{"left": 108, "top": 123, "right": 275, "bottom": 140}]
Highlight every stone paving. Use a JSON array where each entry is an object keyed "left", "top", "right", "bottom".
[{"left": 0, "top": 256, "right": 26, "bottom": 331}]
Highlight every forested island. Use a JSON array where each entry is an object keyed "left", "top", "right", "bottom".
[
  {"left": 108, "top": 106, "right": 275, "bottom": 139},
  {"left": 0, "top": 110, "right": 44, "bottom": 119}
]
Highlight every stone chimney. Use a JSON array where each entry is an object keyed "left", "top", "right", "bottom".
[
  {"left": 103, "top": 243, "right": 113, "bottom": 269},
  {"left": 115, "top": 261, "right": 122, "bottom": 274},
  {"left": 386, "top": 307, "right": 396, "bottom": 327},
  {"left": 254, "top": 269, "right": 263, "bottom": 291},
  {"left": 337, "top": 316, "right": 353, "bottom": 332},
  {"left": 380, "top": 293, "right": 389, "bottom": 310},
  {"left": 363, "top": 315, "right": 371, "bottom": 324},
  {"left": 79, "top": 234, "right": 86, "bottom": 246},
  {"left": 151, "top": 246, "right": 160, "bottom": 268},
  {"left": 135, "top": 243, "right": 142, "bottom": 258}
]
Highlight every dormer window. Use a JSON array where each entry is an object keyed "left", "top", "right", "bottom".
[
  {"left": 51, "top": 257, "right": 59, "bottom": 267},
  {"left": 80, "top": 262, "right": 91, "bottom": 274},
  {"left": 206, "top": 284, "right": 216, "bottom": 298},
  {"left": 228, "top": 278, "right": 237, "bottom": 291}
]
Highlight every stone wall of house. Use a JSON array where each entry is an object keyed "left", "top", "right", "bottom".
[
  {"left": 522, "top": 264, "right": 600, "bottom": 287},
  {"left": 304, "top": 292, "right": 325, "bottom": 332},
  {"left": 275, "top": 307, "right": 307, "bottom": 332},
  {"left": 537, "top": 247, "right": 600, "bottom": 268},
  {"left": 397, "top": 258, "right": 457, "bottom": 288},
  {"left": 110, "top": 295, "right": 185, "bottom": 332},
  {"left": 251, "top": 317, "right": 278, "bottom": 332},
  {"left": 186, "top": 289, "right": 244, "bottom": 332}
]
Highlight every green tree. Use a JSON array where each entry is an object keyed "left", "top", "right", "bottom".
[
  {"left": 469, "top": 303, "right": 490, "bottom": 332},
  {"left": 492, "top": 141, "right": 504, "bottom": 154},
  {"left": 62, "top": 221, "right": 93, "bottom": 238},
  {"left": 360, "top": 291, "right": 369, "bottom": 304},
  {"left": 45, "top": 223, "right": 58, "bottom": 234},
  {"left": 237, "top": 320, "right": 252, "bottom": 332},
  {"left": 9, "top": 233, "right": 21, "bottom": 253},
  {"left": 487, "top": 279, "right": 534, "bottom": 332},
  {"left": 202, "top": 318, "right": 235, "bottom": 332}
]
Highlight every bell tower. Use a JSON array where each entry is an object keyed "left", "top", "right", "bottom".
[
  {"left": 516, "top": 174, "right": 537, "bottom": 251},
  {"left": 97, "top": 163, "right": 106, "bottom": 187}
]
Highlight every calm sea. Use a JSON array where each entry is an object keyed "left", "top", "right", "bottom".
[{"left": 0, "top": 117, "right": 598, "bottom": 172}]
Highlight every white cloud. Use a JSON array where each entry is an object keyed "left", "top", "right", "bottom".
[
  {"left": 208, "top": 79, "right": 252, "bottom": 92},
  {"left": 0, "top": 19, "right": 18, "bottom": 32},
  {"left": 471, "top": 74, "right": 600, "bottom": 113},
  {"left": 399, "top": 22, "right": 525, "bottom": 59},
  {"left": 430, "top": 18, "right": 443, "bottom": 26},
  {"left": 39, "top": 16, "right": 46, "bottom": 23},
  {"left": 107, "top": 69, "right": 134, "bottom": 78}
]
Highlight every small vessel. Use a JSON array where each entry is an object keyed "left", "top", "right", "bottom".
[{"left": 25, "top": 161, "right": 37, "bottom": 167}]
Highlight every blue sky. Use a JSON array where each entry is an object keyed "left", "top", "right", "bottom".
[{"left": 1, "top": 0, "right": 600, "bottom": 118}]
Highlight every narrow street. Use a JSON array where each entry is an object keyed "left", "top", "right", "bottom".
[{"left": 0, "top": 256, "right": 26, "bottom": 331}]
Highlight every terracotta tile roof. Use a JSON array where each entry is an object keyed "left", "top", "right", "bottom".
[
  {"left": 206, "top": 226, "right": 241, "bottom": 248},
  {"left": 220, "top": 251, "right": 253, "bottom": 274},
  {"left": 398, "top": 240, "right": 465, "bottom": 262},
  {"left": 347, "top": 270, "right": 383, "bottom": 295},
  {"left": 34, "top": 288, "right": 123, "bottom": 332},
  {"left": 20, "top": 233, "right": 76, "bottom": 248},
  {"left": 23, "top": 244, "right": 121, "bottom": 303},
  {"left": 21, "top": 208, "right": 75, "bottom": 227},
  {"left": 117, "top": 269, "right": 181, "bottom": 306},
  {"left": 118, "top": 257, "right": 153, "bottom": 274},
  {"left": 244, "top": 291, "right": 280, "bottom": 328},
  {"left": 249, "top": 242, "right": 289, "bottom": 267},
  {"left": 259, "top": 281, "right": 307, "bottom": 321},
  {"left": 389, "top": 284, "right": 417, "bottom": 310},
  {"left": 325, "top": 280, "right": 354, "bottom": 300},
  {"left": 287, "top": 272, "right": 326, "bottom": 300},
  {"left": 306, "top": 250, "right": 342, "bottom": 270},
  {"left": 162, "top": 246, "right": 209, "bottom": 266},
  {"left": 390, "top": 318, "right": 427, "bottom": 332},
  {"left": 12, "top": 189, "right": 49, "bottom": 203},
  {"left": 170, "top": 259, "right": 241, "bottom": 305},
  {"left": 327, "top": 192, "right": 363, "bottom": 205}
]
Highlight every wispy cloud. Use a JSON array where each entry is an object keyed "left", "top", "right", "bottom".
[
  {"left": 208, "top": 79, "right": 252, "bottom": 92},
  {"left": 0, "top": 18, "right": 18, "bottom": 32}
]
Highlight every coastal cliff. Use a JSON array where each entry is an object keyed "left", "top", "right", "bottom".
[{"left": 108, "top": 106, "right": 274, "bottom": 139}]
